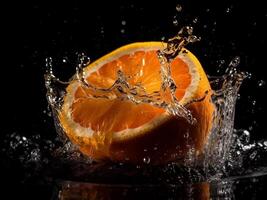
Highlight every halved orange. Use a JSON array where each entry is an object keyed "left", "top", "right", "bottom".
[{"left": 59, "top": 42, "right": 214, "bottom": 165}]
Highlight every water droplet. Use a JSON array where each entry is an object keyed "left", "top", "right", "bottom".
[
  {"left": 30, "top": 149, "right": 41, "bottom": 161},
  {"left": 257, "top": 80, "right": 265, "bottom": 87},
  {"left": 143, "top": 157, "right": 151, "bottom": 164},
  {"left": 229, "top": 56, "right": 240, "bottom": 68},
  {"left": 252, "top": 100, "right": 256, "bottom": 106},
  {"left": 184, "top": 131, "right": 189, "bottom": 139},
  {"left": 33, "top": 134, "right": 41, "bottom": 140},
  {"left": 121, "top": 20, "right": 126, "bottom": 25},
  {"left": 173, "top": 19, "right": 178, "bottom": 26},
  {"left": 218, "top": 59, "right": 226, "bottom": 66},
  {"left": 258, "top": 142, "right": 263, "bottom": 147},
  {"left": 176, "top": 4, "right": 182, "bottom": 12},
  {"left": 100, "top": 27, "right": 104, "bottom": 34},
  {"left": 239, "top": 130, "right": 250, "bottom": 144},
  {"left": 62, "top": 58, "right": 67, "bottom": 63},
  {"left": 252, "top": 178, "right": 258, "bottom": 183},
  {"left": 225, "top": 7, "right": 231, "bottom": 13},
  {"left": 243, "top": 130, "right": 250, "bottom": 136},
  {"left": 249, "top": 151, "right": 257, "bottom": 160},
  {"left": 246, "top": 72, "right": 252, "bottom": 79},
  {"left": 193, "top": 17, "right": 198, "bottom": 24}
]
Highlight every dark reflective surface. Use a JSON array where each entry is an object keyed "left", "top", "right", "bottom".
[
  {"left": 2, "top": 171, "right": 267, "bottom": 199},
  {"left": 1, "top": 1, "right": 267, "bottom": 199}
]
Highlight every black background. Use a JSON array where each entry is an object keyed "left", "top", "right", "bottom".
[{"left": 1, "top": 0, "right": 267, "bottom": 199}]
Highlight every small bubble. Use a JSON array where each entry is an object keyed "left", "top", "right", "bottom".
[
  {"left": 43, "top": 158, "right": 49, "bottom": 164},
  {"left": 62, "top": 58, "right": 67, "bottom": 63},
  {"left": 184, "top": 131, "right": 189, "bottom": 139},
  {"left": 33, "top": 134, "right": 41, "bottom": 140},
  {"left": 176, "top": 4, "right": 182, "bottom": 12},
  {"left": 244, "top": 130, "right": 250, "bottom": 136},
  {"left": 257, "top": 80, "right": 265, "bottom": 87},
  {"left": 252, "top": 100, "right": 256, "bottom": 106},
  {"left": 143, "top": 157, "right": 151, "bottom": 164},
  {"left": 30, "top": 149, "right": 41, "bottom": 161},
  {"left": 143, "top": 149, "right": 148, "bottom": 152},
  {"left": 100, "top": 27, "right": 104, "bottom": 34},
  {"left": 216, "top": 60, "right": 225, "bottom": 72},
  {"left": 229, "top": 56, "right": 240, "bottom": 67},
  {"left": 121, "top": 20, "right": 126, "bottom": 25},
  {"left": 206, "top": 8, "right": 210, "bottom": 12},
  {"left": 264, "top": 141, "right": 267, "bottom": 146},
  {"left": 246, "top": 72, "right": 252, "bottom": 79},
  {"left": 193, "top": 17, "right": 198, "bottom": 24},
  {"left": 252, "top": 178, "right": 258, "bottom": 183},
  {"left": 153, "top": 146, "right": 158, "bottom": 151},
  {"left": 203, "top": 24, "right": 207, "bottom": 29},
  {"left": 22, "top": 136, "right": 27, "bottom": 141},
  {"left": 239, "top": 130, "right": 250, "bottom": 144},
  {"left": 173, "top": 19, "right": 178, "bottom": 26},
  {"left": 161, "top": 36, "right": 165, "bottom": 41},
  {"left": 120, "top": 29, "right": 125, "bottom": 33},
  {"left": 258, "top": 142, "right": 263, "bottom": 147},
  {"left": 249, "top": 151, "right": 257, "bottom": 160},
  {"left": 47, "top": 111, "right": 52, "bottom": 117},
  {"left": 226, "top": 7, "right": 231, "bottom": 13}
]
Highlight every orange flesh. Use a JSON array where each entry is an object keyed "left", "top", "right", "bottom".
[{"left": 71, "top": 50, "right": 191, "bottom": 132}]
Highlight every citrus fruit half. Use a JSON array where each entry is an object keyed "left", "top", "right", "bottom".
[{"left": 59, "top": 42, "right": 214, "bottom": 165}]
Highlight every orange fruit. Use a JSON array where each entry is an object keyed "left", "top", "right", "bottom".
[{"left": 59, "top": 42, "right": 214, "bottom": 165}]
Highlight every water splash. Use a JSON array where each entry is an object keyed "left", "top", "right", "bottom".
[
  {"left": 3, "top": 23, "right": 265, "bottom": 185},
  {"left": 45, "top": 26, "right": 201, "bottom": 124},
  {"left": 3, "top": 52, "right": 267, "bottom": 184},
  {"left": 42, "top": 26, "right": 266, "bottom": 176},
  {"left": 203, "top": 60, "right": 247, "bottom": 173}
]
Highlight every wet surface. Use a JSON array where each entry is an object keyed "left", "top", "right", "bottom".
[
  {"left": 1, "top": 1, "right": 267, "bottom": 199},
  {"left": 2, "top": 170, "right": 267, "bottom": 199}
]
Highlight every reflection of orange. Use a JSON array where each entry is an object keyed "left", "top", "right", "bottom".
[
  {"left": 59, "top": 42, "right": 214, "bottom": 164},
  {"left": 59, "top": 181, "right": 210, "bottom": 200}
]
